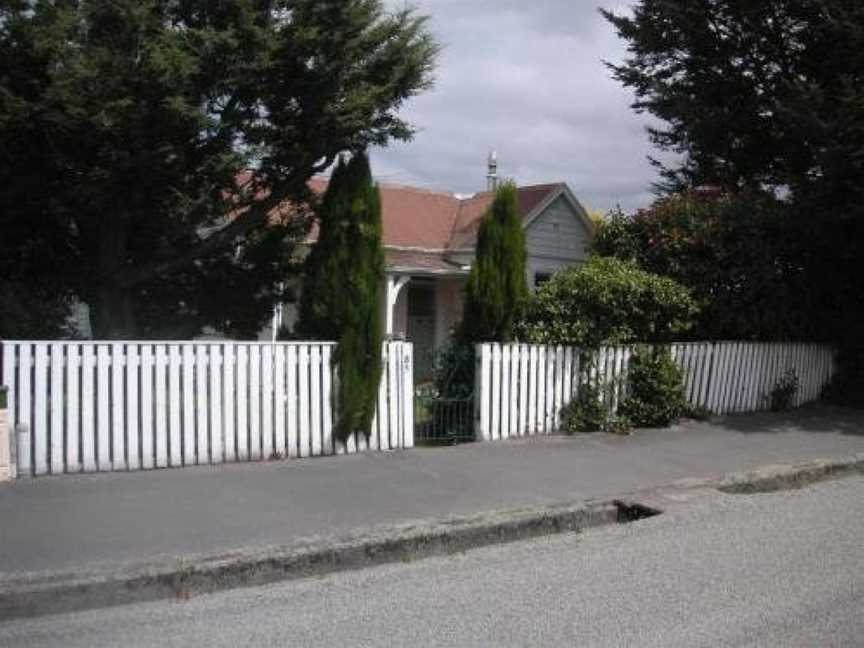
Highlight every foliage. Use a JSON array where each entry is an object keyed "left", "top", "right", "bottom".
[
  {"left": 769, "top": 369, "right": 800, "bottom": 412},
  {"left": 0, "top": 282, "right": 74, "bottom": 340},
  {"left": 593, "top": 191, "right": 810, "bottom": 341},
  {"left": 560, "top": 384, "right": 608, "bottom": 433},
  {"left": 560, "top": 359, "right": 632, "bottom": 434},
  {"left": 602, "top": 0, "right": 864, "bottom": 197},
  {"left": 619, "top": 347, "right": 688, "bottom": 428},
  {"left": 294, "top": 153, "right": 384, "bottom": 442},
  {"left": 431, "top": 343, "right": 475, "bottom": 399},
  {"left": 603, "top": 0, "right": 864, "bottom": 348},
  {"left": 0, "top": 0, "right": 437, "bottom": 338},
  {"left": 822, "top": 347, "right": 864, "bottom": 408},
  {"left": 516, "top": 257, "right": 698, "bottom": 348},
  {"left": 685, "top": 405, "right": 712, "bottom": 422},
  {"left": 460, "top": 182, "right": 529, "bottom": 343},
  {"left": 584, "top": 206, "right": 607, "bottom": 227}
]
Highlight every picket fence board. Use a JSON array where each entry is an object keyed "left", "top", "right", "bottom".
[
  {"left": 401, "top": 344, "right": 414, "bottom": 448},
  {"left": 475, "top": 342, "right": 837, "bottom": 440},
  {"left": 126, "top": 345, "right": 139, "bottom": 471},
  {"left": 373, "top": 345, "right": 386, "bottom": 451},
  {"left": 286, "top": 345, "right": 298, "bottom": 458},
  {"left": 0, "top": 341, "right": 413, "bottom": 477},
  {"left": 12, "top": 344, "right": 26, "bottom": 473},
  {"left": 273, "top": 346, "right": 285, "bottom": 457}
]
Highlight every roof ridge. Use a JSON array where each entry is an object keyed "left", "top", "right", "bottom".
[
  {"left": 312, "top": 175, "right": 459, "bottom": 200},
  {"left": 445, "top": 199, "right": 469, "bottom": 251},
  {"left": 375, "top": 182, "right": 459, "bottom": 199}
]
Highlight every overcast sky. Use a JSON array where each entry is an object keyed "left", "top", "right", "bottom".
[{"left": 371, "top": 1, "right": 666, "bottom": 213}]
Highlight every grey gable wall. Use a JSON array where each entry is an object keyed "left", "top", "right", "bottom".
[{"left": 525, "top": 194, "right": 592, "bottom": 286}]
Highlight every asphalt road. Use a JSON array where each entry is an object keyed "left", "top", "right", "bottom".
[{"left": 3, "top": 475, "right": 863, "bottom": 647}]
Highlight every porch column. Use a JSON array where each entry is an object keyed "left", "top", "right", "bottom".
[{"left": 385, "top": 274, "right": 411, "bottom": 336}]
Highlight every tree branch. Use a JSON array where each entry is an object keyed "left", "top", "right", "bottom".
[{"left": 115, "top": 188, "right": 294, "bottom": 288}]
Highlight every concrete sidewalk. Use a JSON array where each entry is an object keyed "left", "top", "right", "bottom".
[{"left": 2, "top": 405, "right": 863, "bottom": 577}]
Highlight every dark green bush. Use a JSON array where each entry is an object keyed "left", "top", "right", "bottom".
[
  {"left": 516, "top": 257, "right": 698, "bottom": 347},
  {"left": 593, "top": 192, "right": 810, "bottom": 342},
  {"left": 619, "top": 347, "right": 687, "bottom": 428},
  {"left": 560, "top": 384, "right": 607, "bottom": 433},
  {"left": 770, "top": 369, "right": 799, "bottom": 411},
  {"left": 823, "top": 347, "right": 863, "bottom": 408},
  {"left": 685, "top": 404, "right": 712, "bottom": 421},
  {"left": 431, "top": 343, "right": 475, "bottom": 399},
  {"left": 560, "top": 369, "right": 631, "bottom": 435}
]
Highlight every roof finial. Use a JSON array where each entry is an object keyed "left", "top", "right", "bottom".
[{"left": 486, "top": 150, "right": 498, "bottom": 192}]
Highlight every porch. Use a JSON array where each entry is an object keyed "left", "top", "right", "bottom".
[{"left": 385, "top": 271, "right": 467, "bottom": 383}]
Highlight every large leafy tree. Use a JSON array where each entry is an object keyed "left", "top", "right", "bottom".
[
  {"left": 603, "top": 0, "right": 864, "bottom": 347},
  {"left": 295, "top": 152, "right": 384, "bottom": 442},
  {"left": 0, "top": 0, "right": 436, "bottom": 338},
  {"left": 603, "top": 1, "right": 864, "bottom": 197},
  {"left": 460, "top": 182, "right": 529, "bottom": 343},
  {"left": 594, "top": 190, "right": 808, "bottom": 341}
]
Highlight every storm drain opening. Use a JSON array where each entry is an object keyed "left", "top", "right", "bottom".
[{"left": 613, "top": 500, "right": 662, "bottom": 523}]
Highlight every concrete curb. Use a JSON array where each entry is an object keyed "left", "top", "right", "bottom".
[
  {"left": 2, "top": 453, "right": 862, "bottom": 621},
  {"left": 713, "top": 452, "right": 864, "bottom": 494},
  {"left": 0, "top": 498, "right": 639, "bottom": 620}
]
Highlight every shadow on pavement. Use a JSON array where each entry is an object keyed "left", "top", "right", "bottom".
[{"left": 712, "top": 404, "right": 864, "bottom": 436}]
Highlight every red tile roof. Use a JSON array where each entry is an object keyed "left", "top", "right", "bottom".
[
  {"left": 306, "top": 178, "right": 562, "bottom": 254},
  {"left": 447, "top": 183, "right": 560, "bottom": 250}
]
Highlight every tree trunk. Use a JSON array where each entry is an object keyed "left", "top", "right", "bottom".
[
  {"left": 88, "top": 215, "right": 137, "bottom": 339},
  {"left": 90, "top": 282, "right": 137, "bottom": 339}
]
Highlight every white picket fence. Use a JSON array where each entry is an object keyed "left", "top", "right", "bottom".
[
  {"left": 0, "top": 341, "right": 413, "bottom": 477},
  {"left": 474, "top": 342, "right": 837, "bottom": 441}
]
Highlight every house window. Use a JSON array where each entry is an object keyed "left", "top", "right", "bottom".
[{"left": 534, "top": 273, "right": 552, "bottom": 288}]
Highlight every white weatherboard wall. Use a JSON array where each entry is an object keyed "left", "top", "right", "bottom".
[
  {"left": 0, "top": 341, "right": 413, "bottom": 477},
  {"left": 475, "top": 342, "right": 837, "bottom": 441}
]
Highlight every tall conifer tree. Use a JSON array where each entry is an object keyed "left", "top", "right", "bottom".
[
  {"left": 0, "top": 0, "right": 436, "bottom": 338},
  {"left": 296, "top": 152, "right": 384, "bottom": 442},
  {"left": 460, "top": 182, "right": 529, "bottom": 342}
]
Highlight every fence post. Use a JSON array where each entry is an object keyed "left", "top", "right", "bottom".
[
  {"left": 474, "top": 344, "right": 491, "bottom": 441},
  {"left": 0, "top": 386, "right": 13, "bottom": 482},
  {"left": 402, "top": 343, "right": 414, "bottom": 448}
]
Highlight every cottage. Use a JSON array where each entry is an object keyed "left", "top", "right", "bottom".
[{"left": 276, "top": 158, "right": 596, "bottom": 380}]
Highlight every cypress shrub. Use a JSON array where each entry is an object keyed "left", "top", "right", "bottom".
[
  {"left": 460, "top": 182, "right": 529, "bottom": 343},
  {"left": 295, "top": 152, "right": 384, "bottom": 442}
]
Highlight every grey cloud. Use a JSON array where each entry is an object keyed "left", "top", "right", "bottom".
[{"left": 374, "top": 1, "right": 670, "bottom": 212}]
